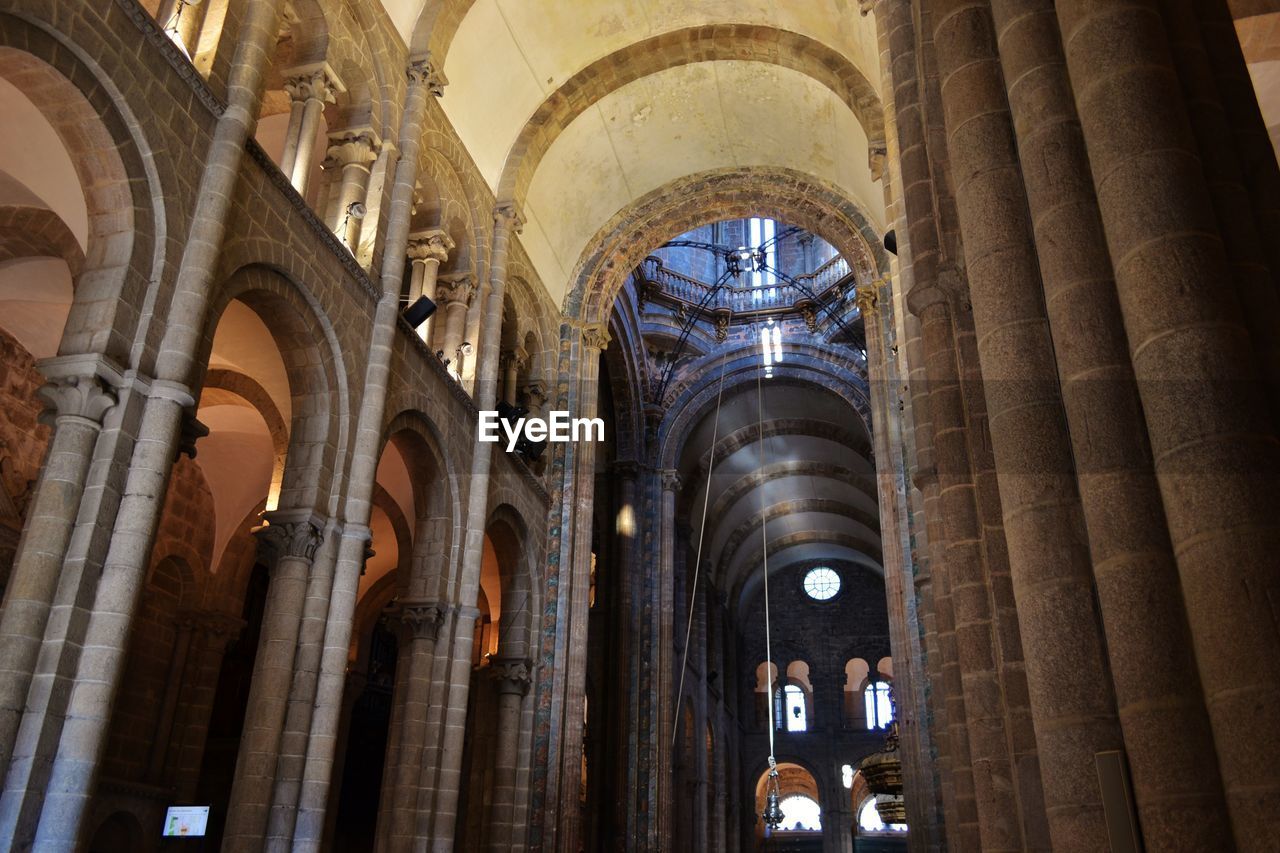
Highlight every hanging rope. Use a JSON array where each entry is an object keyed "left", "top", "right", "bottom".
[
  {"left": 757, "top": 362, "right": 784, "bottom": 827},
  {"left": 671, "top": 359, "right": 728, "bottom": 750}
]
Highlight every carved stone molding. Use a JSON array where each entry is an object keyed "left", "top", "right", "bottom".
[
  {"left": 323, "top": 128, "right": 379, "bottom": 171},
  {"left": 393, "top": 599, "right": 447, "bottom": 642},
  {"left": 407, "top": 228, "right": 455, "bottom": 264},
  {"left": 488, "top": 657, "right": 533, "bottom": 696},
  {"left": 580, "top": 323, "right": 611, "bottom": 352},
  {"left": 175, "top": 410, "right": 210, "bottom": 461},
  {"left": 283, "top": 62, "right": 345, "bottom": 104},
  {"left": 493, "top": 203, "right": 526, "bottom": 235},
  {"left": 255, "top": 513, "right": 324, "bottom": 566},
  {"left": 36, "top": 373, "right": 117, "bottom": 429},
  {"left": 436, "top": 273, "right": 477, "bottom": 307},
  {"left": 407, "top": 53, "right": 448, "bottom": 97},
  {"left": 855, "top": 284, "right": 879, "bottom": 316}
]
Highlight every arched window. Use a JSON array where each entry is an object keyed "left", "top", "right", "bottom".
[
  {"left": 858, "top": 798, "right": 907, "bottom": 833},
  {"left": 778, "top": 795, "right": 822, "bottom": 831},
  {"left": 775, "top": 683, "right": 808, "bottom": 732},
  {"left": 864, "top": 681, "right": 893, "bottom": 730}
]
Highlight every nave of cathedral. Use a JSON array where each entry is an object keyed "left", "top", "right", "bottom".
[{"left": 0, "top": 0, "right": 1278, "bottom": 851}]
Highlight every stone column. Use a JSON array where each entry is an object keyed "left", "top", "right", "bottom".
[
  {"left": 987, "top": 1, "right": 1233, "bottom": 847},
  {"left": 1058, "top": 0, "right": 1280, "bottom": 842},
  {"left": 487, "top": 657, "right": 532, "bottom": 851},
  {"left": 425, "top": 204, "right": 525, "bottom": 850},
  {"left": 12, "top": 4, "right": 286, "bottom": 848},
  {"left": 550, "top": 322, "right": 609, "bottom": 853},
  {"left": 501, "top": 348, "right": 526, "bottom": 406},
  {"left": 1195, "top": 0, "right": 1280, "bottom": 304},
  {"left": 436, "top": 273, "right": 477, "bottom": 370},
  {"left": 929, "top": 3, "right": 1127, "bottom": 851},
  {"left": 1160, "top": 2, "right": 1280, "bottom": 418},
  {"left": 221, "top": 512, "right": 324, "bottom": 852},
  {"left": 856, "top": 281, "right": 939, "bottom": 851},
  {"left": 144, "top": 611, "right": 196, "bottom": 784},
  {"left": 385, "top": 600, "right": 445, "bottom": 852},
  {"left": 322, "top": 128, "right": 379, "bottom": 250},
  {"left": 653, "top": 467, "right": 681, "bottom": 850},
  {"left": 0, "top": 362, "right": 116, "bottom": 774},
  {"left": 405, "top": 228, "right": 454, "bottom": 345},
  {"left": 291, "top": 56, "right": 445, "bottom": 853},
  {"left": 279, "top": 63, "right": 344, "bottom": 196}
]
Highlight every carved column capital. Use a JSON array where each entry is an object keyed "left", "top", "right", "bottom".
[
  {"left": 579, "top": 323, "right": 611, "bottom": 352},
  {"left": 436, "top": 273, "right": 477, "bottom": 307},
  {"left": 283, "top": 62, "right": 345, "bottom": 104},
  {"left": 406, "top": 228, "right": 455, "bottom": 264},
  {"left": 392, "top": 599, "right": 447, "bottom": 641},
  {"left": 854, "top": 284, "right": 879, "bottom": 315},
  {"left": 36, "top": 373, "right": 117, "bottom": 429},
  {"left": 501, "top": 347, "right": 528, "bottom": 372},
  {"left": 323, "top": 128, "right": 379, "bottom": 171},
  {"left": 254, "top": 512, "right": 324, "bottom": 566},
  {"left": 407, "top": 53, "right": 448, "bottom": 96},
  {"left": 661, "top": 469, "right": 682, "bottom": 493},
  {"left": 488, "top": 657, "right": 533, "bottom": 696},
  {"left": 493, "top": 203, "right": 525, "bottom": 235}
]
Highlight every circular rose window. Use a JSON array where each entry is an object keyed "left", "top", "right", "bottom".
[{"left": 802, "top": 567, "right": 840, "bottom": 601}]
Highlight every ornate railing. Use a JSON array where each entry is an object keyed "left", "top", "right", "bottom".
[{"left": 637, "top": 254, "right": 854, "bottom": 316}]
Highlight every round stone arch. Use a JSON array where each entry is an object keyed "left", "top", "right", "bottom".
[
  {"left": 377, "top": 409, "right": 460, "bottom": 600},
  {"left": 418, "top": 130, "right": 487, "bottom": 276},
  {"left": 198, "top": 264, "right": 348, "bottom": 517},
  {"left": 0, "top": 19, "right": 163, "bottom": 366},
  {"left": 485, "top": 503, "right": 538, "bottom": 660},
  {"left": 407, "top": 0, "right": 477, "bottom": 65},
  {"left": 656, "top": 348, "right": 874, "bottom": 472},
  {"left": 493, "top": 25, "right": 884, "bottom": 208},
  {"left": 564, "top": 166, "right": 889, "bottom": 324}
]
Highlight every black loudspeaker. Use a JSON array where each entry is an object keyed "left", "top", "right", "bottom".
[
  {"left": 883, "top": 229, "right": 898, "bottom": 256},
  {"left": 403, "top": 296, "right": 438, "bottom": 328}
]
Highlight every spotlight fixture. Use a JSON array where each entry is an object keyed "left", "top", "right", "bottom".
[
  {"left": 402, "top": 296, "right": 437, "bottom": 328},
  {"left": 883, "top": 228, "right": 898, "bottom": 256}
]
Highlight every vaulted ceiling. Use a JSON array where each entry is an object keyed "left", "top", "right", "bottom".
[
  {"left": 382, "top": 0, "right": 888, "bottom": 309},
  {"left": 673, "top": 379, "right": 881, "bottom": 612}
]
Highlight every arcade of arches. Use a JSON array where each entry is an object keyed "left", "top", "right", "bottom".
[{"left": 0, "top": 1, "right": 1278, "bottom": 851}]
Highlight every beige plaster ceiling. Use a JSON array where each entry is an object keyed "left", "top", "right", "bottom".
[
  {"left": 439, "top": 0, "right": 881, "bottom": 188},
  {"left": 521, "top": 60, "right": 884, "bottom": 306},
  {"left": 426, "top": 1, "right": 885, "bottom": 308}
]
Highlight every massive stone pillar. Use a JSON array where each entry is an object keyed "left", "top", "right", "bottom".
[
  {"left": 857, "top": 281, "right": 937, "bottom": 852},
  {"left": 384, "top": 601, "right": 445, "bottom": 853},
  {"left": 1057, "top": 2, "right": 1280, "bottom": 844},
  {"left": 278, "top": 63, "right": 343, "bottom": 196},
  {"left": 291, "top": 55, "right": 446, "bottom": 853},
  {"left": 987, "top": 2, "right": 1233, "bottom": 848},
  {"left": 406, "top": 228, "right": 454, "bottom": 345},
  {"left": 1160, "top": 2, "right": 1280, "bottom": 418},
  {"left": 551, "top": 322, "right": 610, "bottom": 853},
  {"left": 486, "top": 657, "right": 532, "bottom": 851},
  {"left": 0, "top": 365, "right": 116, "bottom": 774},
  {"left": 928, "top": 2, "right": 1125, "bottom": 850},
  {"left": 425, "top": 203, "right": 525, "bottom": 850},
  {"left": 3, "top": 4, "right": 287, "bottom": 849},
  {"left": 223, "top": 513, "right": 325, "bottom": 852},
  {"left": 322, "top": 128, "right": 379, "bottom": 250}
]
